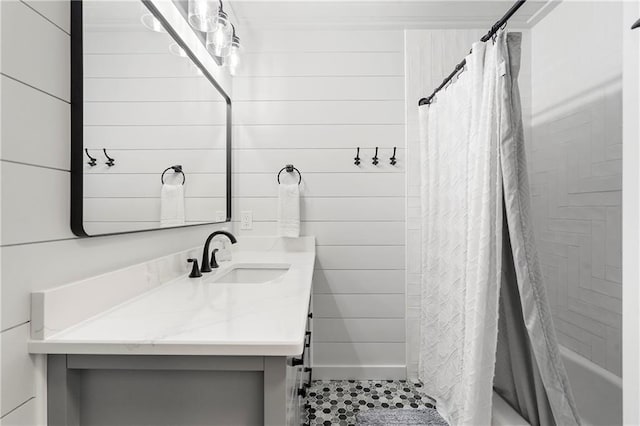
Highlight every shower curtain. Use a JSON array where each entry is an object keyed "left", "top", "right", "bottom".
[{"left": 418, "top": 31, "right": 581, "bottom": 426}]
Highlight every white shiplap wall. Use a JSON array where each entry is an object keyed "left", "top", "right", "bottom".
[
  {"left": 0, "top": 1, "right": 229, "bottom": 422},
  {"left": 232, "top": 29, "right": 406, "bottom": 379},
  {"left": 530, "top": 1, "right": 623, "bottom": 375}
]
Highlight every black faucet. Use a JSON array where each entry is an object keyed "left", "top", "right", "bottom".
[
  {"left": 201, "top": 230, "right": 237, "bottom": 273},
  {"left": 187, "top": 258, "right": 202, "bottom": 278},
  {"left": 210, "top": 248, "right": 220, "bottom": 269}
]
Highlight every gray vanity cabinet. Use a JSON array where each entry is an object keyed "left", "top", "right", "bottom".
[
  {"left": 286, "top": 311, "right": 313, "bottom": 425},
  {"left": 47, "top": 309, "right": 312, "bottom": 426}
]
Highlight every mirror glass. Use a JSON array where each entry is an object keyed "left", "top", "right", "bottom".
[{"left": 73, "top": 0, "right": 230, "bottom": 236}]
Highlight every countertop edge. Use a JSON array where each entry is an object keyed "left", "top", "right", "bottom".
[{"left": 28, "top": 340, "right": 306, "bottom": 357}]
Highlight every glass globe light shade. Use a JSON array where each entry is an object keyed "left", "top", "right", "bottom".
[
  {"left": 169, "top": 42, "right": 188, "bottom": 58},
  {"left": 227, "top": 36, "right": 241, "bottom": 76},
  {"left": 206, "top": 10, "right": 232, "bottom": 57},
  {"left": 140, "top": 12, "right": 166, "bottom": 33},
  {"left": 190, "top": 62, "right": 204, "bottom": 76},
  {"left": 188, "top": 0, "right": 219, "bottom": 32}
]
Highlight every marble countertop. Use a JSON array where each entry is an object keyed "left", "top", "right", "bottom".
[{"left": 29, "top": 237, "right": 315, "bottom": 356}]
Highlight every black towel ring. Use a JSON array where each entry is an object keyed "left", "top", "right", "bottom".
[
  {"left": 277, "top": 164, "right": 302, "bottom": 185},
  {"left": 161, "top": 165, "right": 185, "bottom": 185}
]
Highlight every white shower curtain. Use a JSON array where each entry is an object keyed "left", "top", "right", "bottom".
[
  {"left": 418, "top": 31, "right": 580, "bottom": 426},
  {"left": 419, "top": 38, "right": 502, "bottom": 426}
]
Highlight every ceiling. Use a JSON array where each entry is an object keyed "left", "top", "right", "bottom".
[{"left": 228, "top": 0, "right": 557, "bottom": 30}]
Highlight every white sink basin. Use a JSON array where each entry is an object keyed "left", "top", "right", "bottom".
[{"left": 209, "top": 264, "right": 290, "bottom": 284}]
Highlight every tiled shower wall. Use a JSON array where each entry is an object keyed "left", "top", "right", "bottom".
[
  {"left": 404, "top": 29, "right": 531, "bottom": 379},
  {"left": 231, "top": 28, "right": 406, "bottom": 379},
  {"left": 529, "top": 1, "right": 623, "bottom": 375}
]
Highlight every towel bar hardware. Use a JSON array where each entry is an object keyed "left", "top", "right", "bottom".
[
  {"left": 85, "top": 149, "right": 97, "bottom": 167},
  {"left": 372, "top": 147, "right": 379, "bottom": 165},
  {"left": 161, "top": 165, "right": 186, "bottom": 185},
  {"left": 277, "top": 164, "right": 302, "bottom": 185},
  {"left": 103, "top": 148, "right": 115, "bottom": 167},
  {"left": 390, "top": 147, "right": 397, "bottom": 165},
  {"left": 354, "top": 147, "right": 361, "bottom": 165}
]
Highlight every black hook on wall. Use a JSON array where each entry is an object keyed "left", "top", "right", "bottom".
[
  {"left": 390, "top": 147, "right": 397, "bottom": 166},
  {"left": 372, "top": 147, "right": 379, "bottom": 166},
  {"left": 354, "top": 147, "right": 361, "bottom": 166},
  {"left": 85, "top": 149, "right": 97, "bottom": 167},
  {"left": 103, "top": 148, "right": 115, "bottom": 167}
]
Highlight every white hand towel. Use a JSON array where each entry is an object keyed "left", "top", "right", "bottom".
[
  {"left": 160, "top": 184, "right": 185, "bottom": 227},
  {"left": 278, "top": 183, "right": 300, "bottom": 238}
]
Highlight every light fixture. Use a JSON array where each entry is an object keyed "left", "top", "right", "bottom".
[
  {"left": 205, "top": 1, "right": 232, "bottom": 58},
  {"left": 169, "top": 42, "right": 188, "bottom": 58},
  {"left": 191, "top": 63, "right": 204, "bottom": 76},
  {"left": 140, "top": 10, "right": 166, "bottom": 33},
  {"left": 185, "top": 0, "right": 241, "bottom": 76},
  {"left": 226, "top": 25, "right": 241, "bottom": 76},
  {"left": 188, "top": 0, "right": 219, "bottom": 32}
]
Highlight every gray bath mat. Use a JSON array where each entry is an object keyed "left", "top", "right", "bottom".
[{"left": 356, "top": 407, "right": 448, "bottom": 425}]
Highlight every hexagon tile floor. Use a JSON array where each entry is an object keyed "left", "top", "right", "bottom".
[{"left": 304, "top": 380, "right": 442, "bottom": 426}]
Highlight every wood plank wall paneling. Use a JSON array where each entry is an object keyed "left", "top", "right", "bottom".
[
  {"left": 0, "top": 1, "right": 230, "bottom": 421},
  {"left": 530, "top": 1, "right": 622, "bottom": 376},
  {"left": 1, "top": 324, "right": 37, "bottom": 417},
  {"left": 232, "top": 28, "right": 406, "bottom": 379}
]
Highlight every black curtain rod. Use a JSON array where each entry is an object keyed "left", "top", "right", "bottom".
[{"left": 418, "top": 0, "right": 527, "bottom": 106}]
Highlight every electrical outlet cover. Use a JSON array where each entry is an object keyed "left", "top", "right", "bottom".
[{"left": 240, "top": 211, "right": 253, "bottom": 230}]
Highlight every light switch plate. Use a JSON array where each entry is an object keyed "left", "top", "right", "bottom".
[{"left": 240, "top": 211, "right": 253, "bottom": 230}]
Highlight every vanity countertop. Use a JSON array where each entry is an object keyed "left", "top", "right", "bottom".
[{"left": 28, "top": 237, "right": 315, "bottom": 357}]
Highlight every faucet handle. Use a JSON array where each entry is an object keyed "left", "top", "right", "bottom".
[
  {"left": 187, "top": 258, "right": 202, "bottom": 278},
  {"left": 210, "top": 248, "right": 220, "bottom": 269}
]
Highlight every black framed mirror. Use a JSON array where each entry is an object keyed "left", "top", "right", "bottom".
[{"left": 71, "top": 0, "right": 231, "bottom": 237}]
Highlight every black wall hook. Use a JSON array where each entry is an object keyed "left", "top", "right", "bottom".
[
  {"left": 354, "top": 147, "right": 361, "bottom": 166},
  {"left": 103, "top": 148, "right": 115, "bottom": 167},
  {"left": 390, "top": 147, "right": 397, "bottom": 166},
  {"left": 85, "top": 149, "right": 97, "bottom": 167},
  {"left": 372, "top": 147, "right": 379, "bottom": 166}
]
